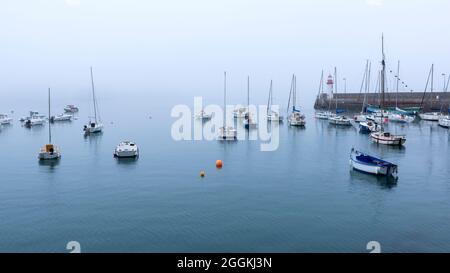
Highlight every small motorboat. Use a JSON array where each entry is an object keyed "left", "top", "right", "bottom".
[
  {"left": 195, "top": 110, "right": 212, "bottom": 120},
  {"left": 25, "top": 114, "right": 46, "bottom": 127},
  {"left": 0, "top": 114, "right": 13, "bottom": 125},
  {"left": 51, "top": 113, "right": 73, "bottom": 122},
  {"left": 329, "top": 115, "right": 352, "bottom": 126},
  {"left": 315, "top": 111, "right": 332, "bottom": 120},
  {"left": 359, "top": 121, "right": 380, "bottom": 134},
  {"left": 419, "top": 112, "right": 443, "bottom": 121},
  {"left": 438, "top": 116, "right": 450, "bottom": 128},
  {"left": 371, "top": 130, "right": 406, "bottom": 146},
  {"left": 64, "top": 105, "right": 79, "bottom": 113},
  {"left": 349, "top": 148, "right": 398, "bottom": 179},
  {"left": 114, "top": 141, "right": 139, "bottom": 158}
]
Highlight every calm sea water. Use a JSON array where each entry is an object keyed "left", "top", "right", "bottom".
[{"left": 1, "top": 92, "right": 450, "bottom": 253}]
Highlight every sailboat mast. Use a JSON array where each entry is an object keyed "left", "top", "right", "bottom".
[
  {"left": 292, "top": 75, "right": 295, "bottom": 111},
  {"left": 247, "top": 76, "right": 250, "bottom": 111},
  {"left": 48, "top": 88, "right": 51, "bottom": 144},
  {"left": 396, "top": 60, "right": 400, "bottom": 108},
  {"left": 90, "top": 66, "right": 98, "bottom": 123},
  {"left": 267, "top": 80, "right": 272, "bottom": 115},
  {"left": 381, "top": 35, "right": 385, "bottom": 111},
  {"left": 334, "top": 67, "right": 338, "bottom": 111},
  {"left": 223, "top": 71, "right": 226, "bottom": 128}
]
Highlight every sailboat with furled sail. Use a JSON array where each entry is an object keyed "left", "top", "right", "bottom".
[
  {"left": 84, "top": 67, "right": 103, "bottom": 135},
  {"left": 419, "top": 64, "right": 445, "bottom": 121},
  {"left": 370, "top": 35, "right": 406, "bottom": 146},
  {"left": 329, "top": 67, "right": 352, "bottom": 126},
  {"left": 287, "top": 74, "right": 306, "bottom": 126},
  {"left": 266, "top": 80, "right": 283, "bottom": 122},
  {"left": 39, "top": 88, "right": 61, "bottom": 160},
  {"left": 218, "top": 72, "right": 237, "bottom": 140}
]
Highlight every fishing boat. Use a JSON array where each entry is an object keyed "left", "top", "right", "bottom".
[
  {"left": 370, "top": 35, "right": 406, "bottom": 146},
  {"left": 315, "top": 111, "right": 332, "bottom": 119},
  {"left": 218, "top": 72, "right": 237, "bottom": 140},
  {"left": 84, "top": 67, "right": 103, "bottom": 135},
  {"left": 438, "top": 116, "right": 450, "bottom": 128},
  {"left": 64, "top": 105, "right": 79, "bottom": 113},
  {"left": 194, "top": 110, "right": 212, "bottom": 120},
  {"left": 51, "top": 113, "right": 73, "bottom": 122},
  {"left": 38, "top": 88, "right": 61, "bottom": 160},
  {"left": 267, "top": 80, "right": 283, "bottom": 122},
  {"left": 287, "top": 75, "right": 306, "bottom": 126},
  {"left": 0, "top": 114, "right": 13, "bottom": 125},
  {"left": 349, "top": 148, "right": 398, "bottom": 178},
  {"left": 114, "top": 141, "right": 139, "bottom": 158}
]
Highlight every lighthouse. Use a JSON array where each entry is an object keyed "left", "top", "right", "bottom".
[{"left": 326, "top": 74, "right": 334, "bottom": 95}]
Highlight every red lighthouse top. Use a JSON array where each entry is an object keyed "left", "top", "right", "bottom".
[{"left": 327, "top": 75, "right": 333, "bottom": 85}]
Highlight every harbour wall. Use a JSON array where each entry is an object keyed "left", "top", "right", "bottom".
[{"left": 314, "top": 92, "right": 450, "bottom": 112}]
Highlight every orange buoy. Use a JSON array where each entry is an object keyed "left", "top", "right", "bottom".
[
  {"left": 216, "top": 160, "right": 223, "bottom": 168},
  {"left": 200, "top": 171, "right": 205, "bottom": 177}
]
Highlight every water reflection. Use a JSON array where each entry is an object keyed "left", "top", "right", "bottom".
[
  {"left": 38, "top": 158, "right": 60, "bottom": 171},
  {"left": 349, "top": 169, "right": 398, "bottom": 189}
]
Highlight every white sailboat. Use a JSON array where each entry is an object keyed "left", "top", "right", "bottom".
[
  {"left": 218, "top": 72, "right": 237, "bottom": 140},
  {"left": 315, "top": 70, "right": 331, "bottom": 119},
  {"left": 419, "top": 64, "right": 444, "bottom": 121},
  {"left": 267, "top": 80, "right": 283, "bottom": 122},
  {"left": 38, "top": 88, "right": 61, "bottom": 160},
  {"left": 287, "top": 75, "right": 306, "bottom": 126},
  {"left": 354, "top": 61, "right": 371, "bottom": 123},
  {"left": 84, "top": 67, "right": 103, "bottom": 135},
  {"left": 243, "top": 76, "right": 257, "bottom": 129},
  {"left": 370, "top": 35, "right": 406, "bottom": 146},
  {"left": 328, "top": 67, "right": 352, "bottom": 126}
]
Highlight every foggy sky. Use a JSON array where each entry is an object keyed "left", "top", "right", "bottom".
[{"left": 1, "top": 0, "right": 450, "bottom": 109}]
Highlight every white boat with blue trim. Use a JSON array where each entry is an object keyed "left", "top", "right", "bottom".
[{"left": 349, "top": 148, "right": 398, "bottom": 179}]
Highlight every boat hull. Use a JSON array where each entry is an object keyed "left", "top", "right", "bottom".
[{"left": 370, "top": 132, "right": 406, "bottom": 146}]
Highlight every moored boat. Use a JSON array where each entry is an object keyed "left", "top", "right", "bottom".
[
  {"left": 349, "top": 148, "right": 398, "bottom": 178},
  {"left": 0, "top": 113, "right": 13, "bottom": 125},
  {"left": 64, "top": 105, "right": 79, "bottom": 113},
  {"left": 329, "top": 115, "right": 352, "bottom": 126},
  {"left": 114, "top": 141, "right": 139, "bottom": 158},
  {"left": 438, "top": 116, "right": 450, "bottom": 128},
  {"left": 39, "top": 88, "right": 61, "bottom": 161}
]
